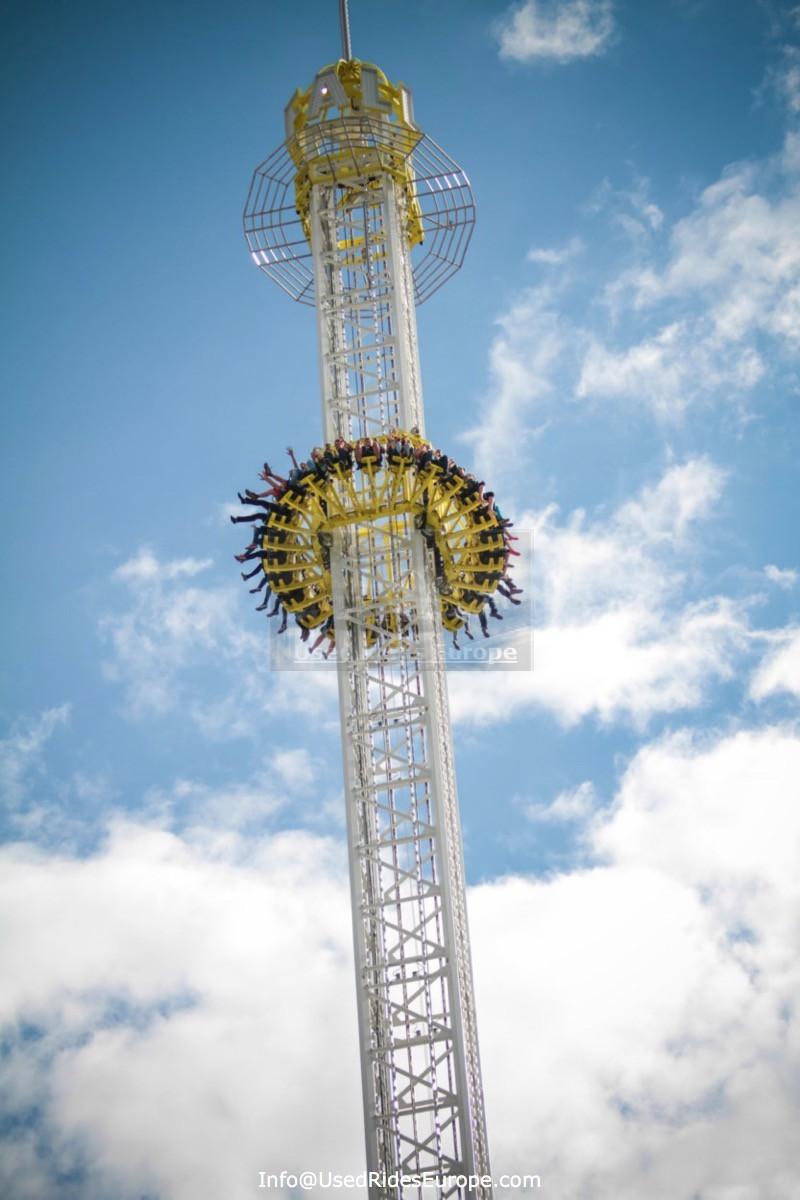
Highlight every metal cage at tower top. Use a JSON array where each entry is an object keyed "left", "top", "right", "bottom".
[{"left": 243, "top": 116, "right": 476, "bottom": 306}]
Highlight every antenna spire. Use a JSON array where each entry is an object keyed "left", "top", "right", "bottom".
[{"left": 339, "top": 0, "right": 352, "bottom": 59}]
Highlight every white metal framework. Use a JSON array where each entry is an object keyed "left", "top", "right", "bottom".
[{"left": 245, "top": 61, "right": 489, "bottom": 1200}]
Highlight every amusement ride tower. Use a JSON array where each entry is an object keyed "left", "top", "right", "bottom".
[{"left": 240, "top": 6, "right": 493, "bottom": 1196}]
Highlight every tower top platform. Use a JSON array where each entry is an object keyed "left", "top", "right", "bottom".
[
  {"left": 285, "top": 60, "right": 424, "bottom": 253},
  {"left": 243, "top": 57, "right": 475, "bottom": 305},
  {"left": 284, "top": 59, "right": 416, "bottom": 144}
]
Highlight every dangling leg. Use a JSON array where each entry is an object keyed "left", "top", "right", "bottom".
[
  {"left": 497, "top": 584, "right": 522, "bottom": 605},
  {"left": 487, "top": 596, "right": 503, "bottom": 620},
  {"left": 241, "top": 563, "right": 261, "bottom": 580},
  {"left": 255, "top": 588, "right": 272, "bottom": 612},
  {"left": 230, "top": 511, "right": 265, "bottom": 524},
  {"left": 479, "top": 611, "right": 489, "bottom": 637},
  {"left": 277, "top": 607, "right": 288, "bottom": 634}
]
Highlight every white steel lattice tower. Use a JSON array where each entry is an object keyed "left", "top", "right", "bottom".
[{"left": 244, "top": 38, "right": 490, "bottom": 1200}]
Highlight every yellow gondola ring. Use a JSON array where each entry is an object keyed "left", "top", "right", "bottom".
[{"left": 236, "top": 432, "right": 519, "bottom": 653}]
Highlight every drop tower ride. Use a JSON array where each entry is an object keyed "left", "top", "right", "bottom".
[{"left": 242, "top": 5, "right": 491, "bottom": 1195}]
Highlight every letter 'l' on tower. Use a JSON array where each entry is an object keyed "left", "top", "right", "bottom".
[{"left": 242, "top": 4, "right": 491, "bottom": 1195}]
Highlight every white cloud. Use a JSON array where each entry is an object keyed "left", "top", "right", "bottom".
[
  {"left": 497, "top": 0, "right": 615, "bottom": 64},
  {"left": 626, "top": 158, "right": 800, "bottom": 348},
  {"left": 469, "top": 139, "right": 800, "bottom": 451},
  {"left": 524, "top": 779, "right": 595, "bottom": 822},
  {"left": 273, "top": 748, "right": 315, "bottom": 793},
  {"left": 100, "top": 549, "right": 339, "bottom": 734},
  {"left": 781, "top": 59, "right": 800, "bottom": 111},
  {"left": 764, "top": 563, "right": 798, "bottom": 589},
  {"left": 2, "top": 723, "right": 799, "bottom": 1198},
  {"left": 575, "top": 139, "right": 800, "bottom": 419},
  {"left": 470, "top": 142, "right": 799, "bottom": 441},
  {"left": 450, "top": 598, "right": 744, "bottom": 728},
  {"left": 462, "top": 138, "right": 791, "bottom": 426},
  {"left": 750, "top": 627, "right": 800, "bottom": 701},
  {"left": 0, "top": 822, "right": 363, "bottom": 1200},
  {"left": 449, "top": 458, "right": 747, "bottom": 728},
  {"left": 102, "top": 549, "right": 254, "bottom": 719},
  {"left": 768, "top": 46, "right": 800, "bottom": 114},
  {"left": 577, "top": 320, "right": 765, "bottom": 419},
  {"left": 593, "top": 725, "right": 800, "bottom": 891},
  {"left": 585, "top": 174, "right": 664, "bottom": 245},
  {"left": 614, "top": 455, "right": 726, "bottom": 542},
  {"left": 0, "top": 706, "right": 71, "bottom": 810},
  {"left": 143, "top": 772, "right": 286, "bottom": 837},
  {"left": 783, "top": 128, "right": 800, "bottom": 173},
  {"left": 537, "top": 456, "right": 726, "bottom": 620},
  {"left": 526, "top": 235, "right": 584, "bottom": 265},
  {"left": 476, "top": 723, "right": 800, "bottom": 1196},
  {"left": 0, "top": 707, "right": 124, "bottom": 853},
  {"left": 114, "top": 547, "right": 213, "bottom": 583},
  {"left": 461, "top": 288, "right": 565, "bottom": 482}
]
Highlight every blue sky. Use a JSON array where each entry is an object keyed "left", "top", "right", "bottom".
[{"left": 2, "top": 1, "right": 800, "bottom": 1196}]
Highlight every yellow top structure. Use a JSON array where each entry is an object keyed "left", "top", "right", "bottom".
[{"left": 284, "top": 59, "right": 424, "bottom": 249}]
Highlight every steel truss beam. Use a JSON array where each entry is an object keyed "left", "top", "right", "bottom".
[{"left": 310, "top": 179, "right": 491, "bottom": 1199}]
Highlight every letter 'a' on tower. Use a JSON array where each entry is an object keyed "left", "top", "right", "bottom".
[{"left": 242, "top": 8, "right": 491, "bottom": 1198}]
